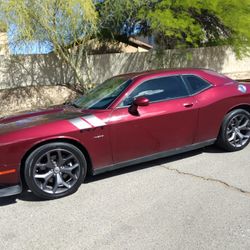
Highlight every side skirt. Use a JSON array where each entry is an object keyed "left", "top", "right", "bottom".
[
  {"left": 0, "top": 184, "right": 22, "bottom": 198},
  {"left": 92, "top": 139, "right": 216, "bottom": 175}
]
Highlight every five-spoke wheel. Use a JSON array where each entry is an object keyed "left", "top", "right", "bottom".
[
  {"left": 23, "top": 109, "right": 250, "bottom": 199},
  {"left": 217, "top": 109, "right": 250, "bottom": 151},
  {"left": 24, "top": 142, "right": 87, "bottom": 199}
]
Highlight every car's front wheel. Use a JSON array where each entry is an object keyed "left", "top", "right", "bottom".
[
  {"left": 24, "top": 142, "right": 87, "bottom": 199},
  {"left": 217, "top": 109, "right": 250, "bottom": 151}
]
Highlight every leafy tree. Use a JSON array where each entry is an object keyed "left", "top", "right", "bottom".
[
  {"left": 139, "top": 0, "right": 250, "bottom": 54},
  {"left": 0, "top": 22, "right": 6, "bottom": 32},
  {"left": 97, "top": 0, "right": 144, "bottom": 37},
  {"left": 1, "top": 0, "right": 250, "bottom": 93},
  {"left": 98, "top": 0, "right": 250, "bottom": 55},
  {"left": 1, "top": 0, "right": 97, "bottom": 92}
]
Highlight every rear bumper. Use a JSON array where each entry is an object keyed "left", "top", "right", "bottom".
[{"left": 0, "top": 184, "right": 22, "bottom": 198}]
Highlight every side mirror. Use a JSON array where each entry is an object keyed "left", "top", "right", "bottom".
[
  {"left": 133, "top": 96, "right": 150, "bottom": 107},
  {"left": 129, "top": 97, "right": 149, "bottom": 116}
]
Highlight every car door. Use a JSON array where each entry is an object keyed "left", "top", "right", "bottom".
[
  {"left": 181, "top": 74, "right": 219, "bottom": 143},
  {"left": 108, "top": 75, "right": 199, "bottom": 164}
]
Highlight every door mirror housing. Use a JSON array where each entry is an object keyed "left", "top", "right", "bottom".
[
  {"left": 133, "top": 96, "right": 149, "bottom": 107},
  {"left": 129, "top": 97, "right": 149, "bottom": 116}
]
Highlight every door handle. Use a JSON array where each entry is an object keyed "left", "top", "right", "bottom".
[{"left": 183, "top": 103, "right": 193, "bottom": 108}]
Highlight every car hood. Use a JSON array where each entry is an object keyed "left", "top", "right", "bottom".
[{"left": 0, "top": 105, "right": 89, "bottom": 135}]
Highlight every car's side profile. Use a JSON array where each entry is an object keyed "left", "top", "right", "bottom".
[{"left": 0, "top": 68, "right": 250, "bottom": 199}]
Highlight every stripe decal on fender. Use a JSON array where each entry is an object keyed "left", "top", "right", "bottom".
[
  {"left": 82, "top": 114, "right": 106, "bottom": 127},
  {"left": 69, "top": 118, "right": 92, "bottom": 130},
  {"left": 69, "top": 114, "right": 106, "bottom": 130}
]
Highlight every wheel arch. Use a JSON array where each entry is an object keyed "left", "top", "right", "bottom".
[
  {"left": 20, "top": 138, "right": 93, "bottom": 187},
  {"left": 216, "top": 104, "right": 250, "bottom": 139},
  {"left": 226, "top": 104, "right": 250, "bottom": 114},
  {"left": 217, "top": 104, "right": 250, "bottom": 151}
]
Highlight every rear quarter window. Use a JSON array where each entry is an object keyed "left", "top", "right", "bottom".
[{"left": 182, "top": 75, "right": 211, "bottom": 94}]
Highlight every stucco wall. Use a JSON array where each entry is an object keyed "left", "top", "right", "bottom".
[
  {"left": 0, "top": 86, "right": 77, "bottom": 116},
  {"left": 0, "top": 33, "right": 9, "bottom": 56},
  {"left": 1, "top": 46, "right": 250, "bottom": 91},
  {"left": 1, "top": 46, "right": 250, "bottom": 116}
]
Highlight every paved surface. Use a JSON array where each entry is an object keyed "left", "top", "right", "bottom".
[{"left": 1, "top": 145, "right": 250, "bottom": 250}]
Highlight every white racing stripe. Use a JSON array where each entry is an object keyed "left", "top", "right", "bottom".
[
  {"left": 82, "top": 114, "right": 106, "bottom": 127},
  {"left": 69, "top": 118, "right": 92, "bottom": 130}
]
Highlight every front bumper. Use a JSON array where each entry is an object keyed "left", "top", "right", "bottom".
[
  {"left": 0, "top": 184, "right": 22, "bottom": 197},
  {"left": 0, "top": 164, "right": 21, "bottom": 197}
]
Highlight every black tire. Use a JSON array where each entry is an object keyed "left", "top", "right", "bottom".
[
  {"left": 217, "top": 109, "right": 250, "bottom": 152},
  {"left": 24, "top": 142, "right": 87, "bottom": 199}
]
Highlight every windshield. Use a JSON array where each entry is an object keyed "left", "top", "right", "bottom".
[{"left": 73, "top": 76, "right": 132, "bottom": 109}]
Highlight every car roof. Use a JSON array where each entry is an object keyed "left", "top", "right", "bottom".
[{"left": 117, "top": 68, "right": 234, "bottom": 86}]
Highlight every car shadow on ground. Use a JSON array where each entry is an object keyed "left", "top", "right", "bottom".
[
  {"left": 85, "top": 145, "right": 227, "bottom": 183},
  {"left": 0, "top": 145, "right": 228, "bottom": 206}
]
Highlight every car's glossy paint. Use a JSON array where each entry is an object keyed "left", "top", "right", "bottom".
[
  {"left": 108, "top": 95, "right": 198, "bottom": 163},
  {"left": 0, "top": 68, "right": 250, "bottom": 196}
]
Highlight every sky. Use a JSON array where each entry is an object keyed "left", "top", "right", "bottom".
[
  {"left": 8, "top": 25, "right": 143, "bottom": 55},
  {"left": 8, "top": 40, "right": 54, "bottom": 54},
  {"left": 8, "top": 28, "right": 142, "bottom": 55},
  {"left": 7, "top": 10, "right": 143, "bottom": 55},
  {"left": 8, "top": 24, "right": 54, "bottom": 54}
]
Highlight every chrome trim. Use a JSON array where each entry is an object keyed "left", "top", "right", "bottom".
[
  {"left": 93, "top": 139, "right": 216, "bottom": 175},
  {"left": 238, "top": 84, "right": 247, "bottom": 93}
]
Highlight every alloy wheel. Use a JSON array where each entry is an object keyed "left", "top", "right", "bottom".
[
  {"left": 32, "top": 149, "right": 81, "bottom": 194},
  {"left": 226, "top": 113, "right": 250, "bottom": 148}
]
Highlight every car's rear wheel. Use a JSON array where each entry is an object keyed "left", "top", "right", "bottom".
[
  {"left": 217, "top": 109, "right": 250, "bottom": 151},
  {"left": 24, "top": 142, "right": 87, "bottom": 199}
]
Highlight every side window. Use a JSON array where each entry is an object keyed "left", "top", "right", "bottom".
[
  {"left": 183, "top": 75, "right": 211, "bottom": 94},
  {"left": 121, "top": 76, "right": 189, "bottom": 106}
]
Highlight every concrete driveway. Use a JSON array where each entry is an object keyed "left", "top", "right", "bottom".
[{"left": 1, "top": 144, "right": 250, "bottom": 250}]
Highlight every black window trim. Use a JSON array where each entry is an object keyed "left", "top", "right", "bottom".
[
  {"left": 116, "top": 74, "right": 191, "bottom": 108},
  {"left": 181, "top": 74, "right": 213, "bottom": 96},
  {"left": 104, "top": 78, "right": 134, "bottom": 110}
]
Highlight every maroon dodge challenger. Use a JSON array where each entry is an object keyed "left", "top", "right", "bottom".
[{"left": 0, "top": 68, "right": 250, "bottom": 199}]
